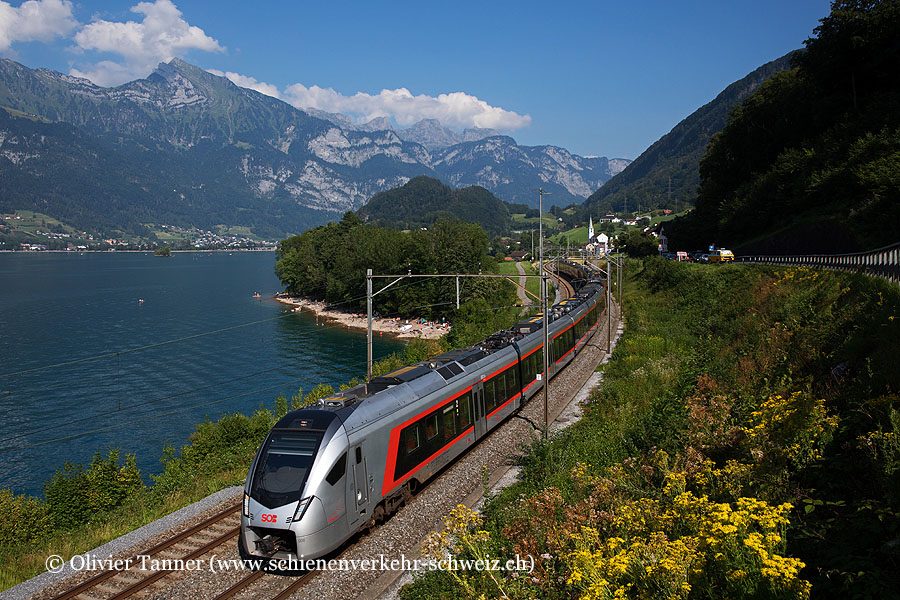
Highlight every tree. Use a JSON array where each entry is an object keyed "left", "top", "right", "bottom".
[{"left": 617, "top": 230, "right": 658, "bottom": 257}]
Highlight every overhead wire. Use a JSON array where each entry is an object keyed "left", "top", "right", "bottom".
[
  {"left": 0, "top": 375, "right": 315, "bottom": 455},
  {"left": 1, "top": 267, "right": 534, "bottom": 457},
  {"left": 0, "top": 305, "right": 394, "bottom": 448},
  {"left": 2, "top": 285, "right": 287, "bottom": 362},
  {"left": 0, "top": 363, "right": 296, "bottom": 445},
  {"left": 1, "top": 276, "right": 437, "bottom": 381}
]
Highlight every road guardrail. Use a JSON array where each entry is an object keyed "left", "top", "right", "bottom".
[{"left": 737, "top": 241, "right": 900, "bottom": 286}]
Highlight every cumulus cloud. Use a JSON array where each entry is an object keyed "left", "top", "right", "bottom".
[
  {"left": 207, "top": 69, "right": 280, "bottom": 99},
  {"left": 71, "top": 0, "right": 223, "bottom": 86},
  {"left": 0, "top": 0, "right": 77, "bottom": 51},
  {"left": 204, "top": 69, "right": 531, "bottom": 133},
  {"left": 282, "top": 83, "right": 531, "bottom": 131}
]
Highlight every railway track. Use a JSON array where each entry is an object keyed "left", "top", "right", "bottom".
[
  {"left": 212, "top": 568, "right": 317, "bottom": 600},
  {"left": 543, "top": 263, "right": 575, "bottom": 299},
  {"left": 46, "top": 498, "right": 319, "bottom": 600},
  {"left": 48, "top": 502, "right": 240, "bottom": 600}
]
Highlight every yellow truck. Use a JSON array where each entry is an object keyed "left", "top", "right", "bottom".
[{"left": 708, "top": 249, "right": 734, "bottom": 263}]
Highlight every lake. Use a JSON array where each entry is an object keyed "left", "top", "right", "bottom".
[{"left": 0, "top": 251, "right": 403, "bottom": 496}]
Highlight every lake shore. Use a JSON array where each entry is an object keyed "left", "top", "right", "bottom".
[{"left": 275, "top": 295, "right": 449, "bottom": 340}]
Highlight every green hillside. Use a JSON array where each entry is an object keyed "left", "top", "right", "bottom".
[
  {"left": 356, "top": 176, "right": 512, "bottom": 235},
  {"left": 669, "top": 0, "right": 900, "bottom": 253},
  {"left": 578, "top": 53, "right": 795, "bottom": 221}
]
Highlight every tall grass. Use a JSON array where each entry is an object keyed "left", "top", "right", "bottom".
[{"left": 401, "top": 258, "right": 900, "bottom": 599}]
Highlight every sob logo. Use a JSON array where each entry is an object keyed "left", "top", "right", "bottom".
[{"left": 260, "top": 513, "right": 278, "bottom": 523}]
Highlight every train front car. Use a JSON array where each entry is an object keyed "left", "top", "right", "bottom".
[{"left": 240, "top": 407, "right": 353, "bottom": 563}]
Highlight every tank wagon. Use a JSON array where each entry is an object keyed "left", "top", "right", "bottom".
[{"left": 240, "top": 262, "right": 607, "bottom": 562}]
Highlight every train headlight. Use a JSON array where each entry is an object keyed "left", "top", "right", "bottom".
[
  {"left": 293, "top": 496, "right": 314, "bottom": 522},
  {"left": 242, "top": 493, "right": 250, "bottom": 518}
]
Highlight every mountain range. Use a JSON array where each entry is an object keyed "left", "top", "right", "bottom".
[{"left": 0, "top": 58, "right": 627, "bottom": 239}]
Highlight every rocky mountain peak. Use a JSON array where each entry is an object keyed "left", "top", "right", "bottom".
[{"left": 357, "top": 116, "right": 392, "bottom": 131}]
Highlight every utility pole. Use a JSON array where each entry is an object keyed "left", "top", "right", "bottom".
[
  {"left": 618, "top": 251, "right": 623, "bottom": 305},
  {"left": 367, "top": 269, "right": 373, "bottom": 381},
  {"left": 667, "top": 176, "right": 672, "bottom": 210},
  {"left": 539, "top": 187, "right": 550, "bottom": 439},
  {"left": 607, "top": 257, "right": 611, "bottom": 353}
]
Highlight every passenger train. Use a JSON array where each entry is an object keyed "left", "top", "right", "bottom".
[{"left": 240, "top": 261, "right": 607, "bottom": 562}]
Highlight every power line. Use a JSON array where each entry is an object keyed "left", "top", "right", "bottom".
[
  {"left": 7, "top": 287, "right": 285, "bottom": 358},
  {"left": 0, "top": 374, "right": 336, "bottom": 456},
  {"left": 1, "top": 273, "right": 522, "bottom": 456},
  {"left": 1, "top": 309, "right": 301, "bottom": 380},
  {"left": 0, "top": 363, "right": 297, "bottom": 445}
]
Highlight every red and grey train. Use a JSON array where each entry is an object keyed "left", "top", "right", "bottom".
[{"left": 240, "top": 261, "right": 607, "bottom": 562}]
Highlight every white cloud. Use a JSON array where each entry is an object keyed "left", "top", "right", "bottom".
[
  {"left": 70, "top": 0, "right": 223, "bottom": 86},
  {"left": 282, "top": 83, "right": 531, "bottom": 131},
  {"left": 0, "top": 0, "right": 77, "bottom": 51},
  {"left": 207, "top": 69, "right": 531, "bottom": 133},
  {"left": 207, "top": 69, "right": 280, "bottom": 99}
]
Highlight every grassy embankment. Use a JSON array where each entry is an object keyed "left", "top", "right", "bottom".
[
  {"left": 494, "top": 261, "right": 541, "bottom": 308},
  {"left": 401, "top": 259, "right": 900, "bottom": 599}
]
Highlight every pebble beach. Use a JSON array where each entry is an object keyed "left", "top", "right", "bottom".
[{"left": 275, "top": 295, "right": 449, "bottom": 340}]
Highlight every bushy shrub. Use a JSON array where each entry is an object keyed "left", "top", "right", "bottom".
[
  {"left": 43, "top": 450, "right": 142, "bottom": 528},
  {"left": 0, "top": 490, "right": 52, "bottom": 550}
]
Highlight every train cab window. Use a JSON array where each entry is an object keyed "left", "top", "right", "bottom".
[
  {"left": 355, "top": 447, "right": 362, "bottom": 464},
  {"left": 443, "top": 404, "right": 456, "bottom": 441},
  {"left": 325, "top": 452, "right": 347, "bottom": 486},
  {"left": 251, "top": 432, "right": 321, "bottom": 508},
  {"left": 425, "top": 413, "right": 439, "bottom": 440}
]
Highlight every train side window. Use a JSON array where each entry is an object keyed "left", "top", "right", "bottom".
[
  {"left": 458, "top": 393, "right": 472, "bottom": 429},
  {"left": 402, "top": 426, "right": 420, "bottom": 454},
  {"left": 355, "top": 447, "right": 362, "bottom": 464},
  {"left": 484, "top": 379, "right": 496, "bottom": 413},
  {"left": 442, "top": 404, "right": 456, "bottom": 440},
  {"left": 326, "top": 452, "right": 347, "bottom": 486},
  {"left": 425, "top": 413, "right": 439, "bottom": 440},
  {"left": 507, "top": 368, "right": 518, "bottom": 395},
  {"left": 495, "top": 371, "right": 507, "bottom": 403}
]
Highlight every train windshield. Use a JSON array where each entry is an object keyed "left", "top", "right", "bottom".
[{"left": 251, "top": 431, "right": 321, "bottom": 508}]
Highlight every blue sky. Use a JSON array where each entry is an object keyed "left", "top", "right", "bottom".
[{"left": 0, "top": 0, "right": 832, "bottom": 159}]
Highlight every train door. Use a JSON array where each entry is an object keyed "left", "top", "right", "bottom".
[
  {"left": 350, "top": 444, "right": 368, "bottom": 523},
  {"left": 472, "top": 383, "right": 487, "bottom": 439}
]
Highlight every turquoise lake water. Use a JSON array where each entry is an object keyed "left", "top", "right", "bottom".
[{"left": 0, "top": 251, "right": 402, "bottom": 496}]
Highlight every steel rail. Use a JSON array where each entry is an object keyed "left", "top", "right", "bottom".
[
  {"left": 213, "top": 570, "right": 266, "bottom": 600},
  {"left": 49, "top": 501, "right": 240, "bottom": 600},
  {"left": 271, "top": 570, "right": 319, "bottom": 600},
  {"left": 105, "top": 525, "right": 240, "bottom": 600}
]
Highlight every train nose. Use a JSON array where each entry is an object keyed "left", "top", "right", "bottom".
[{"left": 246, "top": 496, "right": 298, "bottom": 529}]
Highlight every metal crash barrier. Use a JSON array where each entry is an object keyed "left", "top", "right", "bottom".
[{"left": 737, "top": 241, "right": 900, "bottom": 286}]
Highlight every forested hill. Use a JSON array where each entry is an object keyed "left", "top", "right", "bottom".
[
  {"left": 356, "top": 176, "right": 511, "bottom": 235},
  {"left": 668, "top": 1, "right": 900, "bottom": 254},
  {"left": 578, "top": 52, "right": 795, "bottom": 221}
]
